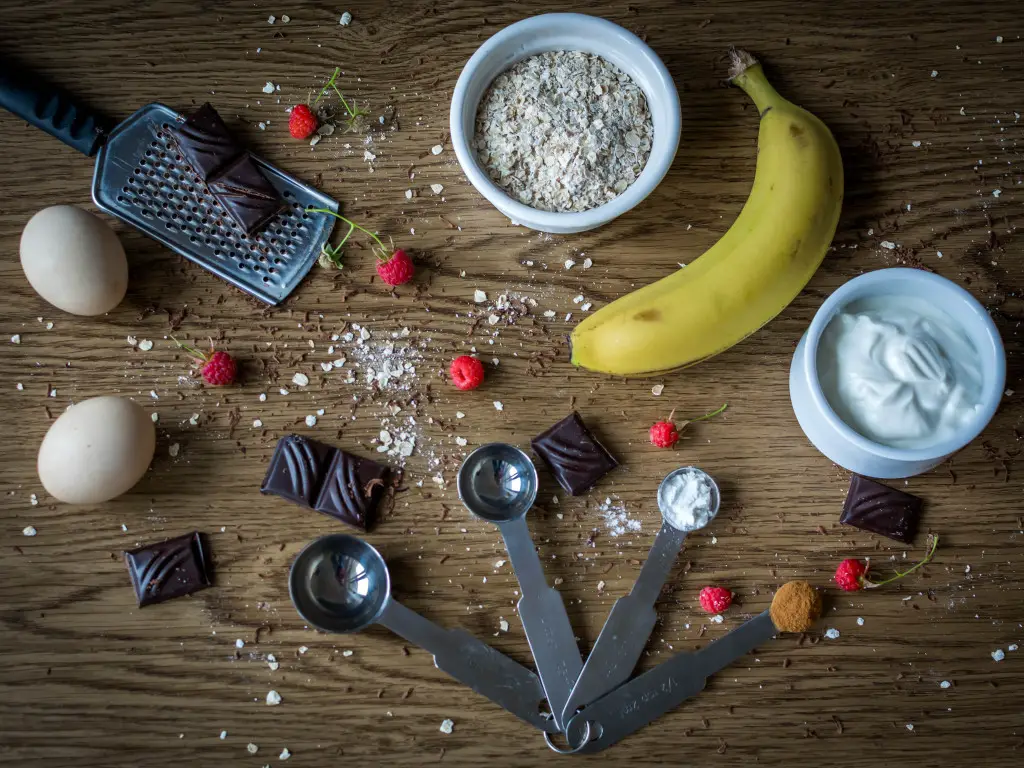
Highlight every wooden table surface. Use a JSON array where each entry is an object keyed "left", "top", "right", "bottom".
[{"left": 1, "top": 1, "right": 1022, "bottom": 766}]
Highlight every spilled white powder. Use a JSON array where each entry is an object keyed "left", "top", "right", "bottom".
[
  {"left": 600, "top": 496, "right": 641, "bottom": 537},
  {"left": 658, "top": 468, "right": 714, "bottom": 531}
]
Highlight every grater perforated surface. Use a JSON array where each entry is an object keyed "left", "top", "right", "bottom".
[{"left": 92, "top": 103, "right": 337, "bottom": 305}]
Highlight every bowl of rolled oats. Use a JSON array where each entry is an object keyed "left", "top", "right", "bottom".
[{"left": 450, "top": 13, "right": 680, "bottom": 234}]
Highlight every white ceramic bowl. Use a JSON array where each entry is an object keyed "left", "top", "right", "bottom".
[
  {"left": 449, "top": 13, "right": 681, "bottom": 234},
  {"left": 790, "top": 268, "right": 1005, "bottom": 479}
]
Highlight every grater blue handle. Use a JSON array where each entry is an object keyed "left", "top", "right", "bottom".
[{"left": 0, "top": 59, "right": 111, "bottom": 157}]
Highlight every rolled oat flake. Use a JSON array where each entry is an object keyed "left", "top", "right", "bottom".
[{"left": 474, "top": 51, "right": 653, "bottom": 213}]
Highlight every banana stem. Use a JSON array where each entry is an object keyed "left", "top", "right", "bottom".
[{"left": 728, "top": 48, "right": 783, "bottom": 114}]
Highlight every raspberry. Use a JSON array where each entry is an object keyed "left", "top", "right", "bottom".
[
  {"left": 699, "top": 586, "right": 733, "bottom": 614},
  {"left": 834, "top": 558, "right": 867, "bottom": 592},
  {"left": 376, "top": 249, "right": 414, "bottom": 286},
  {"left": 173, "top": 338, "right": 238, "bottom": 386},
  {"left": 450, "top": 355, "right": 484, "bottom": 391},
  {"left": 649, "top": 420, "right": 679, "bottom": 448},
  {"left": 201, "top": 350, "right": 237, "bottom": 386},
  {"left": 289, "top": 104, "right": 319, "bottom": 140}
]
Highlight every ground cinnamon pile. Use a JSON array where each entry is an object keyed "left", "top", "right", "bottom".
[{"left": 770, "top": 580, "right": 823, "bottom": 632}]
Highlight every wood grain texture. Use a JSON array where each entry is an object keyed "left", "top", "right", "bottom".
[{"left": 1, "top": 1, "right": 1023, "bottom": 766}]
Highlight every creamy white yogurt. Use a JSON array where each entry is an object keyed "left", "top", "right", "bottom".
[{"left": 817, "top": 295, "right": 983, "bottom": 449}]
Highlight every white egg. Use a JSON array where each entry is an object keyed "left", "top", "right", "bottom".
[
  {"left": 20, "top": 205, "right": 128, "bottom": 316},
  {"left": 38, "top": 396, "right": 155, "bottom": 504}
]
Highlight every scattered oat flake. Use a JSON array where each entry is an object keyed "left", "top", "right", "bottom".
[
  {"left": 581, "top": 302, "right": 592, "bottom": 312},
  {"left": 305, "top": 415, "right": 317, "bottom": 427},
  {"left": 991, "top": 649, "right": 1005, "bottom": 661},
  {"left": 651, "top": 384, "right": 665, "bottom": 396},
  {"left": 856, "top": 617, "right": 865, "bottom": 626},
  {"left": 220, "top": 731, "right": 228, "bottom": 740},
  {"left": 266, "top": 690, "right": 282, "bottom": 705},
  {"left": 992, "top": 189, "right": 1002, "bottom": 198},
  {"left": 405, "top": 189, "right": 413, "bottom": 200},
  {"left": 340, "top": 11, "right": 352, "bottom": 26},
  {"left": 138, "top": 339, "right": 154, "bottom": 351},
  {"left": 235, "top": 639, "right": 245, "bottom": 649},
  {"left": 267, "top": 15, "right": 275, "bottom": 24},
  {"left": 151, "top": 412, "right": 159, "bottom": 422},
  {"left": 247, "top": 743, "right": 259, "bottom": 754},
  {"left": 456, "top": 411, "right": 465, "bottom": 419},
  {"left": 940, "top": 680, "right": 951, "bottom": 689},
  {"left": 906, "top": 723, "right": 914, "bottom": 731},
  {"left": 431, "top": 144, "right": 444, "bottom": 155},
  {"left": 30, "top": 494, "right": 38, "bottom": 506},
  {"left": 455, "top": 437, "right": 468, "bottom": 447},
  {"left": 493, "top": 401, "right": 503, "bottom": 411},
  {"left": 543, "top": 310, "right": 556, "bottom": 318},
  {"left": 564, "top": 259, "right": 576, "bottom": 270},
  {"left": 298, "top": 646, "right": 308, "bottom": 654},
  {"left": 710, "top": 614, "right": 724, "bottom": 624},
  {"left": 473, "top": 289, "right": 488, "bottom": 303},
  {"left": 280, "top": 748, "right": 291, "bottom": 760},
  {"left": 279, "top": 388, "right": 289, "bottom": 396},
  {"left": 342, "top": 649, "right": 354, "bottom": 657},
  {"left": 16, "top": 383, "right": 23, "bottom": 390},
  {"left": 281, "top": 14, "right": 289, "bottom": 23},
  {"left": 23, "top": 526, "right": 37, "bottom": 537},
  {"left": 499, "top": 618, "right": 510, "bottom": 632},
  {"left": 363, "top": 150, "right": 376, "bottom": 162},
  {"left": 912, "top": 140, "right": 921, "bottom": 148},
  {"left": 292, "top": 372, "right": 310, "bottom": 387},
  {"left": 262, "top": 82, "right": 275, "bottom": 94},
  {"left": 431, "top": 183, "right": 444, "bottom": 194},
  {"left": 582, "top": 257, "right": 593, "bottom": 269},
  {"left": 880, "top": 241, "right": 896, "bottom": 250},
  {"left": 10, "top": 334, "right": 20, "bottom": 344},
  {"left": 930, "top": 70, "right": 938, "bottom": 77},
  {"left": 439, "top": 719, "right": 454, "bottom": 734},
  {"left": 169, "top": 443, "right": 180, "bottom": 457},
  {"left": 824, "top": 628, "right": 840, "bottom": 640}
]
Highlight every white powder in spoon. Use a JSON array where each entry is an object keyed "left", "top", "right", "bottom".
[{"left": 658, "top": 468, "right": 716, "bottom": 531}]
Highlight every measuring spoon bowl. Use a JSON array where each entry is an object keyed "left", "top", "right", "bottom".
[
  {"left": 457, "top": 443, "right": 538, "bottom": 524},
  {"left": 289, "top": 533, "right": 390, "bottom": 634},
  {"left": 656, "top": 466, "right": 721, "bottom": 532}
]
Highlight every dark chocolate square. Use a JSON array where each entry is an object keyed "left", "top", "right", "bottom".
[
  {"left": 313, "top": 449, "right": 389, "bottom": 531},
  {"left": 208, "top": 153, "right": 282, "bottom": 235},
  {"left": 261, "top": 434, "right": 336, "bottom": 507},
  {"left": 531, "top": 411, "right": 618, "bottom": 496},
  {"left": 124, "top": 531, "right": 211, "bottom": 607},
  {"left": 839, "top": 474, "right": 923, "bottom": 544},
  {"left": 172, "top": 103, "right": 241, "bottom": 181}
]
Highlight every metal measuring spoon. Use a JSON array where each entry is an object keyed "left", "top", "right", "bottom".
[
  {"left": 289, "top": 534, "right": 557, "bottom": 734},
  {"left": 457, "top": 443, "right": 583, "bottom": 732},
  {"left": 558, "top": 467, "right": 720, "bottom": 728},
  {"left": 560, "top": 610, "right": 778, "bottom": 753}
]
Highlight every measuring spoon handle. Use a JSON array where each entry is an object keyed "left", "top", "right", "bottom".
[
  {"left": 379, "top": 600, "right": 556, "bottom": 733},
  {"left": 561, "top": 524, "right": 687, "bottom": 724},
  {"left": 568, "top": 611, "right": 777, "bottom": 753},
  {"left": 502, "top": 517, "right": 583, "bottom": 731}
]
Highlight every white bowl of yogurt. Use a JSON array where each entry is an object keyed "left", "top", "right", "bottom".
[{"left": 790, "top": 268, "right": 1005, "bottom": 478}]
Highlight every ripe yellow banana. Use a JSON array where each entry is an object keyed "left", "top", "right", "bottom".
[{"left": 570, "top": 49, "right": 843, "bottom": 376}]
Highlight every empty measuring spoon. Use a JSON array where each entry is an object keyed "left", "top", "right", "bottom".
[
  {"left": 457, "top": 443, "right": 583, "bottom": 732},
  {"left": 289, "top": 534, "right": 556, "bottom": 733},
  {"left": 559, "top": 610, "right": 779, "bottom": 753},
  {"left": 559, "top": 467, "right": 720, "bottom": 727}
]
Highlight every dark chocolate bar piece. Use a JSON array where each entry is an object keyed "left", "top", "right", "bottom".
[
  {"left": 124, "top": 531, "right": 211, "bottom": 607},
  {"left": 261, "top": 434, "right": 387, "bottom": 531},
  {"left": 208, "top": 153, "right": 283, "bottom": 235},
  {"left": 260, "top": 434, "right": 335, "bottom": 507},
  {"left": 313, "top": 449, "right": 389, "bottom": 531},
  {"left": 531, "top": 411, "right": 618, "bottom": 496},
  {"left": 172, "top": 102, "right": 241, "bottom": 181},
  {"left": 839, "top": 474, "right": 923, "bottom": 544}
]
